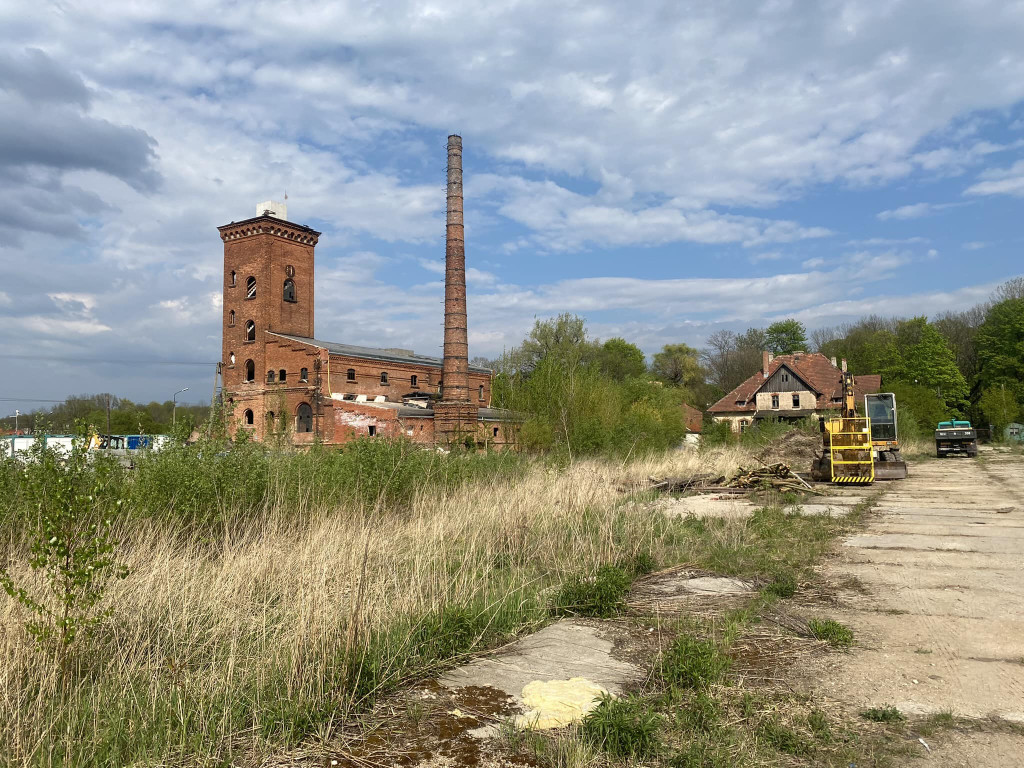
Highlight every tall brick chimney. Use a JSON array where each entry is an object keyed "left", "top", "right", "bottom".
[{"left": 435, "top": 134, "right": 479, "bottom": 443}]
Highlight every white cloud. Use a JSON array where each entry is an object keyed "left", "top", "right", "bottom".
[
  {"left": 802, "top": 257, "right": 825, "bottom": 268},
  {"left": 963, "top": 241, "right": 990, "bottom": 250},
  {"left": 964, "top": 160, "right": 1024, "bottom": 197},
  {"left": 876, "top": 202, "right": 965, "bottom": 221}
]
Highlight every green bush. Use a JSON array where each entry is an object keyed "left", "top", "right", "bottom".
[
  {"left": 550, "top": 564, "right": 632, "bottom": 618},
  {"left": 757, "top": 718, "right": 810, "bottom": 755},
  {"left": 581, "top": 693, "right": 661, "bottom": 758},
  {"left": 808, "top": 618, "right": 854, "bottom": 647},
  {"left": 861, "top": 706, "right": 905, "bottom": 723},
  {"left": 660, "top": 634, "right": 731, "bottom": 690}
]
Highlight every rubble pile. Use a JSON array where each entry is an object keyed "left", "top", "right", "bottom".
[{"left": 638, "top": 462, "right": 823, "bottom": 495}]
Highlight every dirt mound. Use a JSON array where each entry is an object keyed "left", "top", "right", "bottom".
[{"left": 758, "top": 428, "right": 821, "bottom": 467}]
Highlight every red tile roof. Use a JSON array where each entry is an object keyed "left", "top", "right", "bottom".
[
  {"left": 681, "top": 403, "right": 703, "bottom": 433},
  {"left": 708, "top": 353, "right": 881, "bottom": 414}
]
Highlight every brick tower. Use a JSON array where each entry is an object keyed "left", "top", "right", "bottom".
[
  {"left": 218, "top": 202, "right": 321, "bottom": 422},
  {"left": 434, "top": 135, "right": 479, "bottom": 442}
]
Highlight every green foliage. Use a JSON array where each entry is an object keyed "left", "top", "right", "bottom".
[
  {"left": 595, "top": 337, "right": 647, "bottom": 380},
  {"left": 550, "top": 564, "right": 632, "bottom": 618},
  {"left": 860, "top": 706, "right": 905, "bottom": 723},
  {"left": 651, "top": 343, "right": 703, "bottom": 388},
  {"left": 808, "top": 618, "right": 854, "bottom": 647},
  {"left": 976, "top": 298, "right": 1024, "bottom": 387},
  {"left": 765, "top": 319, "right": 808, "bottom": 355},
  {"left": 700, "top": 418, "right": 736, "bottom": 447},
  {"left": 895, "top": 318, "right": 970, "bottom": 415},
  {"left": 757, "top": 718, "right": 810, "bottom": 755},
  {"left": 887, "top": 380, "right": 947, "bottom": 435},
  {"left": 660, "top": 634, "right": 731, "bottom": 689},
  {"left": 979, "top": 382, "right": 1023, "bottom": 434},
  {"left": 0, "top": 432, "right": 128, "bottom": 662},
  {"left": 580, "top": 693, "right": 661, "bottom": 759},
  {"left": 763, "top": 570, "right": 798, "bottom": 598}
]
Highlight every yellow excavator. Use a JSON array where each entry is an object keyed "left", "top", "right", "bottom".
[{"left": 811, "top": 371, "right": 875, "bottom": 484}]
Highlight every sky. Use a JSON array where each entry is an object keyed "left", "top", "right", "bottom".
[{"left": 1, "top": 0, "right": 1023, "bottom": 417}]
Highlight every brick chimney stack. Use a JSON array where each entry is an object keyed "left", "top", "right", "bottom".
[{"left": 442, "top": 134, "right": 469, "bottom": 402}]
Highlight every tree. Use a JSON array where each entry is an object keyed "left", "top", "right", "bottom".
[
  {"left": 515, "top": 313, "right": 596, "bottom": 373},
  {"left": 979, "top": 383, "right": 1023, "bottom": 435},
  {"left": 894, "top": 318, "right": 970, "bottom": 416},
  {"left": 701, "top": 327, "right": 768, "bottom": 392},
  {"left": 975, "top": 298, "right": 1024, "bottom": 388},
  {"left": 765, "top": 319, "right": 808, "bottom": 355},
  {"left": 595, "top": 338, "right": 647, "bottom": 381},
  {"left": 651, "top": 343, "right": 702, "bottom": 388}
]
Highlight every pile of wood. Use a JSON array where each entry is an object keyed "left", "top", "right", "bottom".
[{"left": 637, "top": 462, "right": 823, "bottom": 495}]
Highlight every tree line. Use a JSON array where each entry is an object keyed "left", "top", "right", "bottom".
[{"left": 0, "top": 394, "right": 210, "bottom": 436}]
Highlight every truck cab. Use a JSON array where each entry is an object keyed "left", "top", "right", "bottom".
[{"left": 935, "top": 420, "right": 977, "bottom": 458}]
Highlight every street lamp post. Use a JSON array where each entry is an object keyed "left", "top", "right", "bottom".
[
  {"left": 173, "top": 388, "right": 189, "bottom": 426},
  {"left": 14, "top": 410, "right": 19, "bottom": 434}
]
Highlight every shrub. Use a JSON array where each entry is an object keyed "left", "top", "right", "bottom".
[
  {"left": 861, "top": 706, "right": 905, "bottom": 723},
  {"left": 550, "top": 564, "right": 632, "bottom": 618},
  {"left": 763, "top": 570, "right": 798, "bottom": 598},
  {"left": 757, "top": 718, "right": 810, "bottom": 755},
  {"left": 580, "top": 694, "right": 661, "bottom": 758},
  {"left": 660, "top": 634, "right": 731, "bottom": 690},
  {"left": 808, "top": 618, "right": 854, "bottom": 647}
]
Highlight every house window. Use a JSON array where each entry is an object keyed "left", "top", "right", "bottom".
[
  {"left": 782, "top": 373, "right": 789, "bottom": 382},
  {"left": 380, "top": 371, "right": 388, "bottom": 385},
  {"left": 300, "top": 367, "right": 308, "bottom": 382},
  {"left": 228, "top": 310, "right": 235, "bottom": 326},
  {"left": 244, "top": 360, "right": 255, "bottom": 382},
  {"left": 245, "top": 320, "right": 255, "bottom": 341},
  {"left": 230, "top": 270, "right": 236, "bottom": 287},
  {"left": 243, "top": 409, "right": 254, "bottom": 426},
  {"left": 296, "top": 403, "right": 313, "bottom": 433},
  {"left": 368, "top": 425, "right": 377, "bottom": 437},
  {"left": 267, "top": 370, "right": 275, "bottom": 383},
  {"left": 410, "top": 374, "right": 418, "bottom": 387},
  {"left": 739, "top": 419, "right": 749, "bottom": 433},
  {"left": 279, "top": 369, "right": 286, "bottom": 382},
  {"left": 283, "top": 279, "right": 296, "bottom": 302},
  {"left": 347, "top": 368, "right": 356, "bottom": 381},
  {"left": 479, "top": 384, "right": 485, "bottom": 401},
  {"left": 792, "top": 394, "right": 800, "bottom": 408},
  {"left": 771, "top": 394, "right": 780, "bottom": 408},
  {"left": 246, "top": 276, "right": 256, "bottom": 299}
]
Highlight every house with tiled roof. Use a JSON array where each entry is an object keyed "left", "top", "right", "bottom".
[{"left": 708, "top": 351, "right": 882, "bottom": 433}]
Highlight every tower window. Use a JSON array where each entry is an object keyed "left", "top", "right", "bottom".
[
  {"left": 228, "top": 310, "right": 235, "bottom": 326},
  {"left": 246, "top": 276, "right": 256, "bottom": 299},
  {"left": 230, "top": 270, "right": 236, "bottom": 287},
  {"left": 279, "top": 369, "right": 286, "bottom": 382},
  {"left": 229, "top": 352, "right": 235, "bottom": 366},
  {"left": 380, "top": 371, "right": 388, "bottom": 385},
  {"left": 479, "top": 384, "right": 485, "bottom": 401},
  {"left": 267, "top": 370, "right": 275, "bottom": 383},
  {"left": 410, "top": 374, "right": 418, "bottom": 387},
  {"left": 300, "top": 367, "right": 308, "bottom": 382},
  {"left": 244, "top": 359, "right": 255, "bottom": 382},
  {"left": 245, "top": 320, "right": 255, "bottom": 341},
  {"left": 243, "top": 409, "right": 254, "bottom": 426},
  {"left": 347, "top": 368, "right": 356, "bottom": 381},
  {"left": 296, "top": 403, "right": 313, "bottom": 433},
  {"left": 283, "top": 279, "right": 296, "bottom": 302}
]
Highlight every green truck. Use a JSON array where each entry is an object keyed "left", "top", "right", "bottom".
[{"left": 935, "top": 420, "right": 978, "bottom": 458}]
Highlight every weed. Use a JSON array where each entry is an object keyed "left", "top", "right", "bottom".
[
  {"left": 619, "top": 549, "right": 658, "bottom": 576},
  {"left": 580, "top": 693, "right": 661, "bottom": 759},
  {"left": 763, "top": 570, "right": 798, "bottom": 598},
  {"left": 673, "top": 691, "right": 720, "bottom": 735},
  {"left": 669, "top": 741, "right": 730, "bottom": 768},
  {"left": 757, "top": 717, "right": 810, "bottom": 756},
  {"left": 550, "top": 564, "right": 632, "bottom": 618},
  {"left": 861, "top": 706, "right": 905, "bottom": 723},
  {"left": 808, "top": 618, "right": 854, "bottom": 647},
  {"left": 661, "top": 633, "right": 731, "bottom": 690},
  {"left": 807, "top": 708, "right": 831, "bottom": 741},
  {"left": 739, "top": 691, "right": 761, "bottom": 718}
]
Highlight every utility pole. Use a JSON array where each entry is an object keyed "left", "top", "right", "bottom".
[{"left": 14, "top": 409, "right": 18, "bottom": 434}]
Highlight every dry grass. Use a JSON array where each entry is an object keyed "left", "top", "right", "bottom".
[{"left": 0, "top": 446, "right": 752, "bottom": 767}]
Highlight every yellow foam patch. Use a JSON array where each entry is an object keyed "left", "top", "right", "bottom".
[{"left": 512, "top": 677, "right": 610, "bottom": 730}]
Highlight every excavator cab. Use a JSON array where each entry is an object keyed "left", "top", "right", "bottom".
[
  {"left": 865, "top": 393, "right": 909, "bottom": 480},
  {"left": 811, "top": 371, "right": 875, "bottom": 484}
]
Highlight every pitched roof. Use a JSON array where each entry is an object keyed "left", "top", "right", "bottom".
[
  {"left": 708, "top": 353, "right": 881, "bottom": 414},
  {"left": 681, "top": 403, "right": 703, "bottom": 433},
  {"left": 268, "top": 332, "right": 491, "bottom": 373}
]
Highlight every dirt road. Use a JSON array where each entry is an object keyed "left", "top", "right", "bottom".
[{"left": 802, "top": 447, "right": 1024, "bottom": 765}]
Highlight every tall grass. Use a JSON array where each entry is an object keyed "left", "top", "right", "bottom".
[{"left": 0, "top": 441, "right": 746, "bottom": 767}]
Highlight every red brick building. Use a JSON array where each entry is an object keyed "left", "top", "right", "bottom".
[{"left": 219, "top": 195, "right": 514, "bottom": 448}]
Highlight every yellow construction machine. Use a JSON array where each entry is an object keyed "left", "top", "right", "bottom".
[
  {"left": 810, "top": 371, "right": 875, "bottom": 484},
  {"left": 864, "top": 392, "right": 909, "bottom": 479}
]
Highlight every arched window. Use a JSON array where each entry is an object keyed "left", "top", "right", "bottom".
[
  {"left": 243, "top": 409, "right": 254, "bottom": 426},
  {"left": 267, "top": 370, "right": 275, "bottom": 383},
  {"left": 410, "top": 374, "right": 418, "bottom": 387},
  {"left": 296, "top": 403, "right": 313, "bottom": 433},
  {"left": 283, "top": 279, "right": 296, "bottom": 302},
  {"left": 246, "top": 276, "right": 256, "bottom": 299},
  {"left": 266, "top": 411, "right": 275, "bottom": 431},
  {"left": 230, "top": 270, "right": 236, "bottom": 286},
  {"left": 279, "top": 369, "right": 286, "bottom": 382},
  {"left": 347, "top": 368, "right": 356, "bottom": 381},
  {"left": 380, "top": 371, "right": 388, "bottom": 385},
  {"left": 245, "top": 320, "right": 255, "bottom": 341},
  {"left": 300, "top": 367, "right": 308, "bottom": 382},
  {"left": 228, "top": 310, "right": 235, "bottom": 326},
  {"left": 229, "top": 352, "right": 235, "bottom": 366},
  {"left": 479, "top": 384, "right": 485, "bottom": 401},
  {"left": 244, "top": 359, "right": 255, "bottom": 382}
]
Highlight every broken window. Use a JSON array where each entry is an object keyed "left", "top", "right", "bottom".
[
  {"left": 279, "top": 369, "right": 286, "bottom": 382},
  {"left": 283, "top": 279, "right": 296, "bottom": 302},
  {"left": 296, "top": 403, "right": 313, "bottom": 433},
  {"left": 228, "top": 310, "right": 235, "bottom": 326},
  {"left": 771, "top": 394, "right": 779, "bottom": 408},
  {"left": 380, "top": 371, "right": 388, "bottom": 385},
  {"left": 244, "top": 359, "right": 255, "bottom": 382},
  {"left": 229, "top": 352, "right": 235, "bottom": 366},
  {"left": 479, "top": 384, "right": 485, "bottom": 401},
  {"left": 792, "top": 393, "right": 800, "bottom": 408},
  {"left": 368, "top": 425, "right": 376, "bottom": 437},
  {"left": 246, "top": 276, "right": 256, "bottom": 299},
  {"left": 493, "top": 427, "right": 499, "bottom": 438},
  {"left": 230, "top": 270, "right": 236, "bottom": 287},
  {"left": 347, "top": 368, "right": 356, "bottom": 381},
  {"left": 267, "top": 370, "right": 275, "bottom": 383},
  {"left": 410, "top": 374, "right": 418, "bottom": 387},
  {"left": 243, "top": 409, "right": 254, "bottom": 426},
  {"left": 245, "top": 320, "right": 255, "bottom": 341},
  {"left": 300, "top": 367, "right": 308, "bottom": 382}
]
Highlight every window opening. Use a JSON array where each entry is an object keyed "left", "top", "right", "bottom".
[
  {"left": 228, "top": 310, "right": 235, "bottom": 326},
  {"left": 229, "top": 352, "right": 235, "bottom": 366},
  {"left": 243, "top": 409, "right": 253, "bottom": 425},
  {"left": 245, "top": 320, "right": 255, "bottom": 341},
  {"left": 267, "top": 370, "right": 275, "bottom": 383},
  {"left": 493, "top": 427, "right": 499, "bottom": 437},
  {"left": 279, "top": 369, "right": 286, "bottom": 382},
  {"left": 283, "top": 279, "right": 296, "bottom": 302},
  {"left": 479, "top": 384, "right": 485, "bottom": 401},
  {"left": 368, "top": 425, "right": 376, "bottom": 437},
  {"left": 380, "top": 371, "right": 388, "bottom": 385},
  {"left": 792, "top": 394, "right": 800, "bottom": 408},
  {"left": 244, "top": 360, "right": 255, "bottom": 382},
  {"left": 296, "top": 403, "right": 313, "bottom": 433},
  {"left": 300, "top": 367, "right": 308, "bottom": 382},
  {"left": 347, "top": 368, "right": 356, "bottom": 381},
  {"left": 771, "top": 394, "right": 779, "bottom": 408},
  {"left": 246, "top": 276, "right": 256, "bottom": 299},
  {"left": 230, "top": 270, "right": 236, "bottom": 287},
  {"left": 410, "top": 374, "right": 418, "bottom": 387}
]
